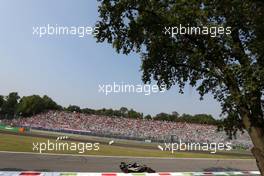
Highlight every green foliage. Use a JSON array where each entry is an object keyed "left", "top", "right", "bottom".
[
  {"left": 82, "top": 108, "right": 96, "bottom": 114},
  {"left": 0, "top": 92, "right": 220, "bottom": 125},
  {"left": 17, "top": 95, "right": 45, "bottom": 116},
  {"left": 152, "top": 112, "right": 219, "bottom": 125},
  {"left": 120, "top": 107, "right": 128, "bottom": 117},
  {"left": 67, "top": 105, "right": 81, "bottom": 113},
  {"left": 42, "top": 95, "right": 62, "bottom": 110},
  {"left": 127, "top": 109, "right": 142, "bottom": 119},
  {"left": 95, "top": 0, "right": 264, "bottom": 138},
  {"left": 17, "top": 95, "right": 61, "bottom": 117},
  {"left": 0, "top": 92, "right": 222, "bottom": 126},
  {"left": 144, "top": 114, "right": 152, "bottom": 120},
  {"left": 217, "top": 112, "right": 244, "bottom": 139},
  {"left": 0, "top": 95, "right": 4, "bottom": 114},
  {"left": 179, "top": 113, "right": 218, "bottom": 125},
  {"left": 154, "top": 112, "right": 176, "bottom": 121},
  {"left": 1, "top": 92, "right": 20, "bottom": 118},
  {"left": 0, "top": 93, "right": 61, "bottom": 118}
]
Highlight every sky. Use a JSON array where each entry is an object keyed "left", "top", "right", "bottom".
[{"left": 0, "top": 0, "right": 222, "bottom": 118}]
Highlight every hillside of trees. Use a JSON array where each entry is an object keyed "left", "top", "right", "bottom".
[{"left": 0, "top": 92, "right": 221, "bottom": 125}]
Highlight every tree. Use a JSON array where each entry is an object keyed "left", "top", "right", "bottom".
[
  {"left": 42, "top": 95, "right": 61, "bottom": 110},
  {"left": 120, "top": 107, "right": 128, "bottom": 117},
  {"left": 17, "top": 95, "right": 61, "bottom": 117},
  {"left": 127, "top": 109, "right": 141, "bottom": 119},
  {"left": 1, "top": 92, "right": 20, "bottom": 118},
  {"left": 192, "top": 114, "right": 216, "bottom": 124},
  {"left": 82, "top": 108, "right": 96, "bottom": 114},
  {"left": 17, "top": 95, "right": 45, "bottom": 116},
  {"left": 67, "top": 105, "right": 81, "bottom": 113},
  {"left": 104, "top": 108, "right": 114, "bottom": 116},
  {"left": 155, "top": 112, "right": 171, "bottom": 121},
  {"left": 154, "top": 112, "right": 214, "bottom": 122},
  {"left": 171, "top": 111, "right": 179, "bottom": 118},
  {"left": 144, "top": 114, "right": 152, "bottom": 120},
  {"left": 95, "top": 0, "right": 264, "bottom": 173},
  {"left": 111, "top": 109, "right": 122, "bottom": 117},
  {"left": 0, "top": 95, "right": 4, "bottom": 115}
]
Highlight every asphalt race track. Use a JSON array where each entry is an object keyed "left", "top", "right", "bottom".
[{"left": 0, "top": 152, "right": 259, "bottom": 172}]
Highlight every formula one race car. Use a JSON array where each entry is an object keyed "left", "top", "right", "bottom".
[{"left": 120, "top": 162, "right": 156, "bottom": 173}]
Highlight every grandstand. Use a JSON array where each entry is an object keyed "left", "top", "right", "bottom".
[{"left": 2, "top": 110, "right": 252, "bottom": 149}]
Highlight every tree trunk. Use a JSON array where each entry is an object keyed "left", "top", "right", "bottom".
[
  {"left": 240, "top": 110, "right": 264, "bottom": 175},
  {"left": 252, "top": 147, "right": 264, "bottom": 175},
  {"left": 247, "top": 126, "right": 264, "bottom": 175}
]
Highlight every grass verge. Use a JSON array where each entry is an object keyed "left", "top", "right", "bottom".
[{"left": 0, "top": 132, "right": 253, "bottom": 159}]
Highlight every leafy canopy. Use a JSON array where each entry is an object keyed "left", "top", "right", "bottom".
[{"left": 95, "top": 0, "right": 264, "bottom": 135}]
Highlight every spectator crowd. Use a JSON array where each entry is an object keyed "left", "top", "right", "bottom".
[{"left": 2, "top": 111, "right": 252, "bottom": 149}]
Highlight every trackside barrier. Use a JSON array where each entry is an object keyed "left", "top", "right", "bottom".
[
  {"left": 0, "top": 124, "right": 27, "bottom": 133},
  {"left": 0, "top": 171, "right": 261, "bottom": 176}
]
